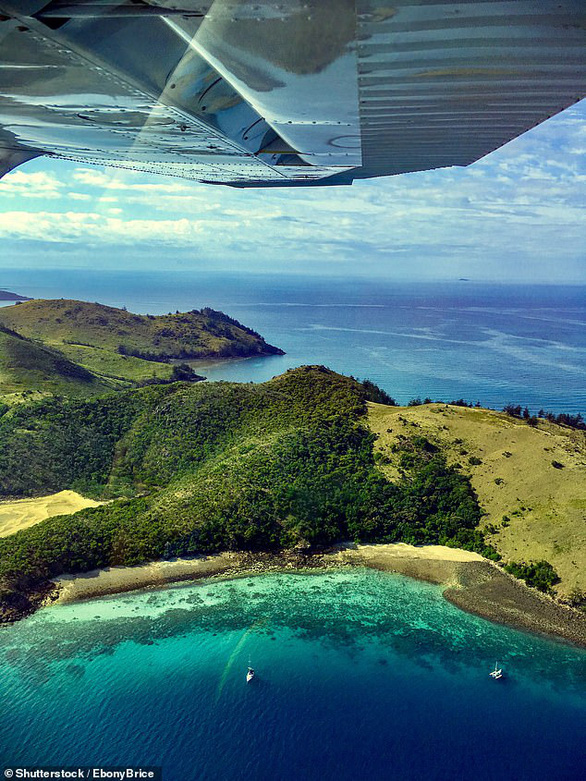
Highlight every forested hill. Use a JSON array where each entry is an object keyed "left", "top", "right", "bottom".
[
  {"left": 0, "top": 299, "right": 283, "bottom": 393},
  {"left": 0, "top": 366, "right": 490, "bottom": 621}
]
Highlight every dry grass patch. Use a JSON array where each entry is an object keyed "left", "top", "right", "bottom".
[
  {"left": 367, "top": 402, "right": 586, "bottom": 597},
  {"left": 0, "top": 490, "right": 103, "bottom": 537}
]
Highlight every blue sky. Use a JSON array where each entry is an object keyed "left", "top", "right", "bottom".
[{"left": 0, "top": 100, "right": 584, "bottom": 283}]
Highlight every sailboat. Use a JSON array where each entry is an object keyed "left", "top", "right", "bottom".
[
  {"left": 489, "top": 662, "right": 503, "bottom": 680},
  {"left": 246, "top": 666, "right": 255, "bottom": 683}
]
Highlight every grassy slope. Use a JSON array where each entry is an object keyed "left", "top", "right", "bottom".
[
  {"left": 0, "top": 327, "right": 115, "bottom": 400},
  {"left": 368, "top": 402, "right": 586, "bottom": 595},
  {"left": 0, "top": 299, "right": 282, "bottom": 384},
  {"left": 58, "top": 343, "right": 173, "bottom": 384}
]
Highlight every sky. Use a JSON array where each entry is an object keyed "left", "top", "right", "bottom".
[{"left": 0, "top": 99, "right": 584, "bottom": 283}]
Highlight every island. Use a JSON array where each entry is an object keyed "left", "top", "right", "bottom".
[
  {"left": 0, "top": 366, "right": 584, "bottom": 645},
  {"left": 0, "top": 290, "right": 31, "bottom": 301}
]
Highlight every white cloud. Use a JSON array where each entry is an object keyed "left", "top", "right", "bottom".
[
  {"left": 1, "top": 170, "right": 63, "bottom": 199},
  {"left": 0, "top": 210, "right": 205, "bottom": 244},
  {"left": 72, "top": 168, "right": 192, "bottom": 194},
  {"left": 0, "top": 100, "right": 584, "bottom": 279}
]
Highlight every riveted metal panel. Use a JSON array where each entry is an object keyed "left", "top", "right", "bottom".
[
  {"left": 0, "top": 0, "right": 584, "bottom": 186},
  {"left": 353, "top": 0, "right": 586, "bottom": 177}
]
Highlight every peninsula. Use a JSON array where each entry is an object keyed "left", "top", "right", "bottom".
[
  {"left": 0, "top": 366, "right": 584, "bottom": 644},
  {"left": 0, "top": 290, "right": 31, "bottom": 301},
  {"left": 0, "top": 299, "right": 284, "bottom": 399}
]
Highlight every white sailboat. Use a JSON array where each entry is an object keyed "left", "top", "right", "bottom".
[
  {"left": 246, "top": 666, "right": 255, "bottom": 683},
  {"left": 489, "top": 662, "right": 503, "bottom": 680}
]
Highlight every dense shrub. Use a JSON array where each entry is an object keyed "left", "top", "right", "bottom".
[
  {"left": 504, "top": 560, "right": 560, "bottom": 593},
  {"left": 359, "top": 379, "right": 397, "bottom": 406},
  {"left": 505, "top": 403, "right": 585, "bottom": 431}
]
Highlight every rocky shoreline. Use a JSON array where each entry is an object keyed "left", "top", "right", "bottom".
[
  {"left": 2, "top": 544, "right": 585, "bottom": 647},
  {"left": 443, "top": 561, "right": 586, "bottom": 646}
]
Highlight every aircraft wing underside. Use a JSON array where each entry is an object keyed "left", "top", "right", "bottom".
[{"left": 0, "top": 0, "right": 584, "bottom": 187}]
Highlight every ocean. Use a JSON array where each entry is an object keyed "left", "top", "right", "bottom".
[
  {"left": 0, "top": 268, "right": 584, "bottom": 414},
  {"left": 1, "top": 268, "right": 585, "bottom": 779},
  {"left": 1, "top": 570, "right": 585, "bottom": 781}
]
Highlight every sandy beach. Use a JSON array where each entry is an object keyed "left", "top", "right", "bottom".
[{"left": 51, "top": 543, "right": 586, "bottom": 647}]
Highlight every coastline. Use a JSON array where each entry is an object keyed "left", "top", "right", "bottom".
[
  {"left": 183, "top": 349, "right": 284, "bottom": 374},
  {"left": 50, "top": 543, "right": 586, "bottom": 647}
]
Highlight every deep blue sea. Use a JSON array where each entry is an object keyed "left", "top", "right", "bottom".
[
  {"left": 1, "top": 570, "right": 585, "bottom": 781},
  {"left": 1, "top": 268, "right": 585, "bottom": 413}
]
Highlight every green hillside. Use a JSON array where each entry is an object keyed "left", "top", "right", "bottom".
[
  {"left": 0, "top": 299, "right": 283, "bottom": 387},
  {"left": 0, "top": 367, "right": 489, "bottom": 621},
  {"left": 0, "top": 326, "right": 114, "bottom": 400}
]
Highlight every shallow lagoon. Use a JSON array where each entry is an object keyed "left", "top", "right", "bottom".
[{"left": 1, "top": 569, "right": 585, "bottom": 780}]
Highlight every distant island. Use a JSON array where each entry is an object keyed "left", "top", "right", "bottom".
[
  {"left": 0, "top": 299, "right": 284, "bottom": 399},
  {"left": 0, "top": 290, "right": 31, "bottom": 301}
]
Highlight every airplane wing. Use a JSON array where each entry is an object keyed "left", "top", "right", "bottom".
[{"left": 0, "top": 0, "right": 584, "bottom": 187}]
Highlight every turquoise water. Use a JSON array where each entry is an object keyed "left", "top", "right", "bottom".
[{"left": 1, "top": 569, "right": 585, "bottom": 780}]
